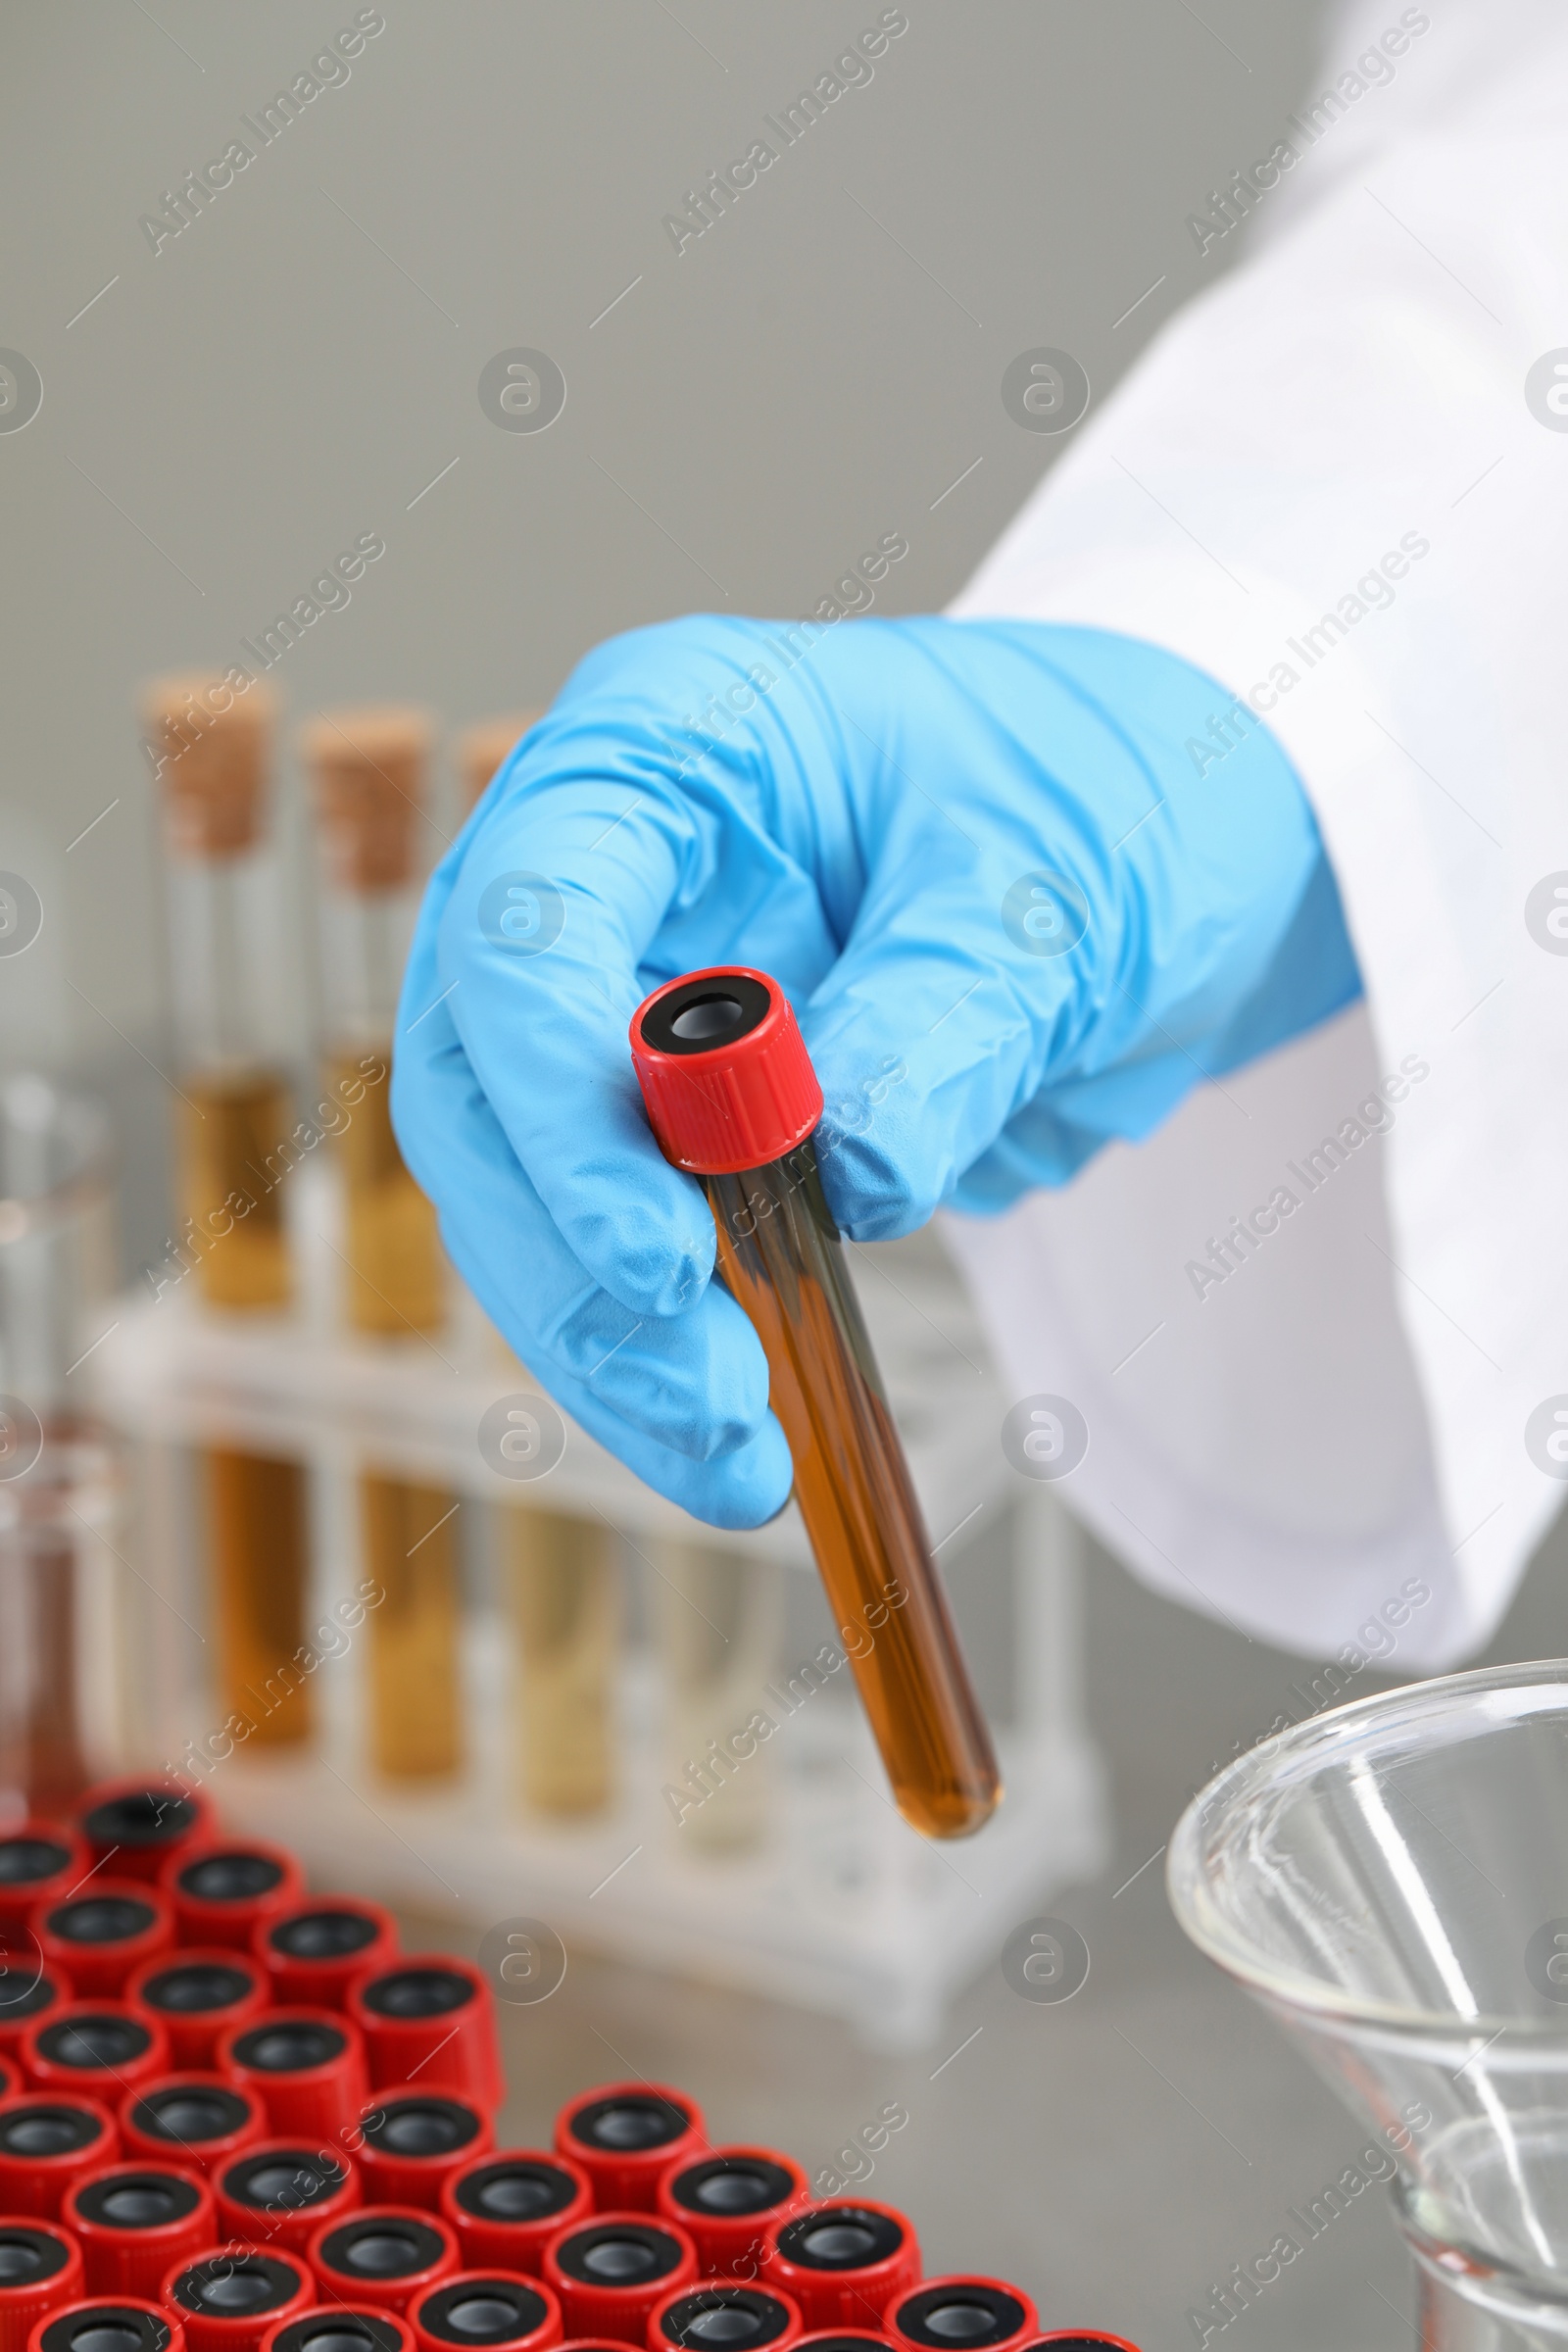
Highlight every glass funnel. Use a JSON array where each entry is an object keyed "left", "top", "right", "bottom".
[{"left": 1169, "top": 1661, "right": 1568, "bottom": 2347}]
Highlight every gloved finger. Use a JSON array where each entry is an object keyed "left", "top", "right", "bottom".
[
  {"left": 392, "top": 956, "right": 793, "bottom": 1518},
  {"left": 437, "top": 697, "right": 828, "bottom": 1319}
]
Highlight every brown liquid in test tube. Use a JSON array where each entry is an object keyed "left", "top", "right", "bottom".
[{"left": 632, "top": 967, "right": 1001, "bottom": 1839}]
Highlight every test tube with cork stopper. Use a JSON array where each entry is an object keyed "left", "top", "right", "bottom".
[
  {"left": 458, "top": 711, "right": 617, "bottom": 1823},
  {"left": 300, "top": 709, "right": 462, "bottom": 1784},
  {"left": 142, "top": 673, "right": 313, "bottom": 1751}
]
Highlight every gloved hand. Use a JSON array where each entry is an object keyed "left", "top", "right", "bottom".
[{"left": 393, "top": 615, "right": 1360, "bottom": 1526}]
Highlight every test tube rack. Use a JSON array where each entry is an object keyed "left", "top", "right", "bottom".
[{"left": 88, "top": 1159, "right": 1108, "bottom": 2050}]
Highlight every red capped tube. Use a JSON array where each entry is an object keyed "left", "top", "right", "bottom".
[
  {"left": 77, "top": 1785, "right": 212, "bottom": 1887},
  {"left": 260, "top": 2310, "right": 411, "bottom": 2352},
  {"left": 346, "top": 1962, "right": 502, "bottom": 2113},
  {"left": 646, "top": 2283, "right": 801, "bottom": 2352},
  {"left": 64, "top": 2160, "right": 216, "bottom": 2297},
  {"left": 764, "top": 2206, "right": 919, "bottom": 2336},
  {"left": 117, "top": 2076, "right": 264, "bottom": 2177},
  {"left": 882, "top": 2284, "right": 1037, "bottom": 2352},
  {"left": 542, "top": 2215, "right": 697, "bottom": 2344},
  {"left": 0, "top": 1969, "right": 73, "bottom": 2068},
  {"left": 255, "top": 1905, "right": 398, "bottom": 2014},
  {"left": 656, "top": 2150, "right": 808, "bottom": 2280},
  {"left": 215, "top": 2144, "right": 361, "bottom": 2259},
  {"left": 26, "top": 2295, "right": 185, "bottom": 2352},
  {"left": 629, "top": 970, "right": 1000, "bottom": 1843},
  {"left": 0, "top": 1832, "right": 89, "bottom": 1934},
  {"left": 0, "top": 2216, "right": 84, "bottom": 2352},
  {"left": 217, "top": 2012, "right": 368, "bottom": 2141},
  {"left": 162, "top": 2246, "right": 316, "bottom": 2352},
  {"left": 554, "top": 2088, "right": 705, "bottom": 2216},
  {"left": 163, "top": 1845, "right": 306, "bottom": 1954},
  {"left": 23, "top": 2006, "right": 169, "bottom": 2099},
  {"left": 307, "top": 2206, "right": 459, "bottom": 2316},
  {"left": 30, "top": 1885, "right": 174, "bottom": 2001},
  {"left": 0, "top": 2094, "right": 118, "bottom": 2218},
  {"left": 125, "top": 1950, "right": 268, "bottom": 2075},
  {"left": 411, "top": 2272, "right": 562, "bottom": 2352},
  {"left": 441, "top": 2153, "right": 591, "bottom": 2278},
  {"left": 358, "top": 2096, "right": 493, "bottom": 2214}
]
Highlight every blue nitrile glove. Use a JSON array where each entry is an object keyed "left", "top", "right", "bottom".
[{"left": 393, "top": 615, "right": 1359, "bottom": 1527}]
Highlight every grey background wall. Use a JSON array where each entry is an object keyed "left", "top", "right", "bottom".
[{"left": 0, "top": 0, "right": 1328, "bottom": 1260}]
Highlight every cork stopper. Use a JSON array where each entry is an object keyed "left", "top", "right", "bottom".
[
  {"left": 142, "top": 674, "right": 275, "bottom": 859},
  {"left": 300, "top": 707, "right": 433, "bottom": 893},
  {"left": 456, "top": 710, "right": 541, "bottom": 814}
]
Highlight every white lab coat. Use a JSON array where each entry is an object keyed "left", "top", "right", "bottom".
[{"left": 943, "top": 0, "right": 1568, "bottom": 1669}]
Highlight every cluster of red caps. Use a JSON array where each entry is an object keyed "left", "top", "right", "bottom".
[{"left": 0, "top": 1784, "right": 1137, "bottom": 2352}]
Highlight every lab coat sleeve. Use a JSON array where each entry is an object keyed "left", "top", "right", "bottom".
[{"left": 941, "top": 0, "right": 1568, "bottom": 1667}]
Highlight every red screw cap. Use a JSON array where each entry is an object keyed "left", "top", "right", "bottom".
[
  {"left": 555, "top": 2088, "right": 705, "bottom": 2217},
  {"left": 0, "top": 2093, "right": 118, "bottom": 2219},
  {"left": 542, "top": 2215, "right": 697, "bottom": 2344},
  {"left": 411, "top": 2271, "right": 563, "bottom": 2352},
  {"left": 260, "top": 2309, "right": 412, "bottom": 2352},
  {"left": 256, "top": 1904, "right": 398, "bottom": 2014},
  {"left": 22, "top": 2005, "right": 170, "bottom": 2100},
  {"left": 0, "top": 1832, "right": 90, "bottom": 1934},
  {"left": 217, "top": 2011, "right": 368, "bottom": 2142},
  {"left": 441, "top": 2153, "right": 591, "bottom": 2278},
  {"left": 358, "top": 2096, "right": 493, "bottom": 2214},
  {"left": 307, "top": 2206, "right": 459, "bottom": 2316},
  {"left": 346, "top": 1960, "right": 503, "bottom": 2113},
  {"left": 215, "top": 2143, "right": 362, "bottom": 2260},
  {"left": 64, "top": 2159, "right": 216, "bottom": 2298},
  {"left": 656, "top": 2149, "right": 808, "bottom": 2281},
  {"left": 26, "top": 2293, "right": 185, "bottom": 2352},
  {"left": 882, "top": 2283, "right": 1038, "bottom": 2352},
  {"left": 764, "top": 2207, "right": 920, "bottom": 2336},
  {"left": 646, "top": 2282, "right": 802, "bottom": 2352},
  {"left": 0, "top": 2215, "right": 84, "bottom": 2352},
  {"left": 0, "top": 1968, "right": 73, "bottom": 2067},
  {"left": 117, "top": 2075, "right": 264, "bottom": 2178},
  {"left": 125, "top": 1950, "right": 268, "bottom": 2075},
  {"left": 162, "top": 2245, "right": 315, "bottom": 2352},
  {"left": 31, "top": 1883, "right": 174, "bottom": 2001},
  {"left": 630, "top": 971, "right": 822, "bottom": 1176},
  {"left": 76, "top": 1784, "right": 212, "bottom": 1887},
  {"left": 163, "top": 1845, "right": 306, "bottom": 1955}
]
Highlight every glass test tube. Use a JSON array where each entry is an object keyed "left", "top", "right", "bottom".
[
  {"left": 653, "top": 1540, "right": 782, "bottom": 1854},
  {"left": 144, "top": 674, "right": 312, "bottom": 1747},
  {"left": 301, "top": 708, "right": 461, "bottom": 1782},
  {"left": 631, "top": 967, "right": 1002, "bottom": 1841},
  {"left": 461, "top": 713, "right": 618, "bottom": 1820}
]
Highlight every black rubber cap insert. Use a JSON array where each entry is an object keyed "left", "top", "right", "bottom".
[
  {"left": 82, "top": 1791, "right": 199, "bottom": 1849},
  {"left": 46, "top": 1896, "right": 156, "bottom": 1945},
  {"left": 270, "top": 1910, "right": 379, "bottom": 1960},
  {"left": 568, "top": 2095, "right": 688, "bottom": 2153},
  {"left": 656, "top": 2290, "right": 794, "bottom": 2348},
  {"left": 172, "top": 2253, "right": 304, "bottom": 2316},
  {"left": 359, "top": 1968, "right": 471, "bottom": 2021},
  {"left": 669, "top": 2158, "right": 796, "bottom": 2219},
  {"left": 270, "top": 2317, "right": 402, "bottom": 2352},
  {"left": 36, "top": 2014, "right": 151, "bottom": 2069},
  {"left": 362, "top": 2098, "right": 480, "bottom": 2159},
  {"left": 0, "top": 1971, "right": 62, "bottom": 2025},
  {"left": 0, "top": 1837, "right": 73, "bottom": 1886},
  {"left": 131, "top": 2084, "right": 252, "bottom": 2143},
  {"left": 222, "top": 2150, "right": 348, "bottom": 2211},
  {"left": 776, "top": 2210, "right": 904, "bottom": 2273},
  {"left": 416, "top": 2282, "right": 550, "bottom": 2346},
  {"left": 891, "top": 2289, "right": 1027, "bottom": 2348},
  {"left": 455, "top": 2160, "right": 578, "bottom": 2225},
  {"left": 74, "top": 2171, "right": 203, "bottom": 2230},
  {"left": 0, "top": 2226, "right": 72, "bottom": 2284},
  {"left": 553, "top": 2223, "right": 685, "bottom": 2288},
  {"left": 0, "top": 2102, "right": 105, "bottom": 2157},
  {"left": 318, "top": 2217, "right": 445, "bottom": 2279},
  {"left": 231, "top": 2021, "right": 345, "bottom": 2072},
  {"left": 140, "top": 1961, "right": 255, "bottom": 2016},
  {"left": 40, "top": 2310, "right": 172, "bottom": 2352},
  {"left": 178, "top": 1851, "right": 284, "bottom": 1903}
]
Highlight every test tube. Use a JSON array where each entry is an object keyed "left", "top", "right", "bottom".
[
  {"left": 459, "top": 714, "right": 617, "bottom": 1823},
  {"left": 300, "top": 710, "right": 461, "bottom": 1783},
  {"left": 652, "top": 1542, "right": 781, "bottom": 1855},
  {"left": 629, "top": 968, "right": 1001, "bottom": 1841},
  {"left": 143, "top": 676, "right": 312, "bottom": 1749}
]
